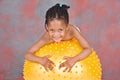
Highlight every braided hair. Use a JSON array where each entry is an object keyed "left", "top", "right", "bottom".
[{"left": 45, "top": 3, "right": 70, "bottom": 26}]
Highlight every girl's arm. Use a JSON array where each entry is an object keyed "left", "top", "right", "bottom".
[
  {"left": 24, "top": 32, "right": 55, "bottom": 71},
  {"left": 72, "top": 25, "right": 92, "bottom": 61},
  {"left": 59, "top": 25, "right": 92, "bottom": 72},
  {"left": 24, "top": 32, "right": 49, "bottom": 63}
]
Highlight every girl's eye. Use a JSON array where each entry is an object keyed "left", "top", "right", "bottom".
[
  {"left": 58, "top": 29, "right": 63, "bottom": 31},
  {"left": 50, "top": 29, "right": 54, "bottom": 32}
]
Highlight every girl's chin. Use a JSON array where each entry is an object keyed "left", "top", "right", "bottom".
[{"left": 53, "top": 38, "right": 62, "bottom": 42}]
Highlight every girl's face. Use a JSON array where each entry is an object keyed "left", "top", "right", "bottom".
[{"left": 46, "top": 19, "right": 68, "bottom": 42}]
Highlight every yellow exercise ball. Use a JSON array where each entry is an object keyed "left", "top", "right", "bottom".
[{"left": 23, "top": 38, "right": 102, "bottom": 80}]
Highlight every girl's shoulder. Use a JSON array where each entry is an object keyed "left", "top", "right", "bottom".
[{"left": 69, "top": 24, "right": 81, "bottom": 33}]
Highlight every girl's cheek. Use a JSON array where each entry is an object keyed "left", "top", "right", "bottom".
[
  {"left": 50, "top": 33, "right": 56, "bottom": 37},
  {"left": 48, "top": 32, "right": 52, "bottom": 36},
  {"left": 49, "top": 33, "right": 53, "bottom": 37},
  {"left": 61, "top": 32, "right": 65, "bottom": 36}
]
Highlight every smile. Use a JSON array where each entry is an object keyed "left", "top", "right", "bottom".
[{"left": 53, "top": 37, "right": 62, "bottom": 42}]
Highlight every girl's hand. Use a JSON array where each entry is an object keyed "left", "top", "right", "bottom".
[
  {"left": 59, "top": 56, "right": 77, "bottom": 72},
  {"left": 39, "top": 55, "right": 55, "bottom": 71}
]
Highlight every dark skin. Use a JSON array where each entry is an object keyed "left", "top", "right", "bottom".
[{"left": 24, "top": 19, "right": 92, "bottom": 72}]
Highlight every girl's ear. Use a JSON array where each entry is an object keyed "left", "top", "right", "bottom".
[{"left": 45, "top": 24, "right": 48, "bottom": 31}]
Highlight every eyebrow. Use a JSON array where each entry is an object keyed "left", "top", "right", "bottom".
[{"left": 49, "top": 29, "right": 54, "bottom": 30}]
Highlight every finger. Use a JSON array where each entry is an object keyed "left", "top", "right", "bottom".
[
  {"left": 59, "top": 63, "right": 64, "bottom": 69},
  {"left": 63, "top": 67, "right": 69, "bottom": 72},
  {"left": 47, "top": 60, "right": 55, "bottom": 68},
  {"left": 47, "top": 61, "right": 54, "bottom": 71},
  {"left": 50, "top": 61, "right": 55, "bottom": 67},
  {"left": 59, "top": 64, "right": 62, "bottom": 69},
  {"left": 49, "top": 65, "right": 54, "bottom": 71},
  {"left": 68, "top": 67, "right": 72, "bottom": 72},
  {"left": 45, "top": 55, "right": 52, "bottom": 58},
  {"left": 63, "top": 56, "right": 70, "bottom": 60},
  {"left": 44, "top": 66, "right": 48, "bottom": 72}
]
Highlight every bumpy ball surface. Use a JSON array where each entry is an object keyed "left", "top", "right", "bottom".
[{"left": 23, "top": 38, "right": 102, "bottom": 80}]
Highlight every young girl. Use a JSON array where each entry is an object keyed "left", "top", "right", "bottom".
[{"left": 24, "top": 3, "right": 92, "bottom": 72}]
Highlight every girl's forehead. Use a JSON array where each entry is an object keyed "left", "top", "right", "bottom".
[{"left": 48, "top": 19, "right": 67, "bottom": 27}]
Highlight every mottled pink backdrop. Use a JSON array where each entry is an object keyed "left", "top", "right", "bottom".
[{"left": 0, "top": 0, "right": 120, "bottom": 80}]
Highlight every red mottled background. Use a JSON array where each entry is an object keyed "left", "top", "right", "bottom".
[{"left": 0, "top": 0, "right": 120, "bottom": 80}]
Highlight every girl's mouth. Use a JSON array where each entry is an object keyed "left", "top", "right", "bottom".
[{"left": 53, "top": 37, "right": 62, "bottom": 42}]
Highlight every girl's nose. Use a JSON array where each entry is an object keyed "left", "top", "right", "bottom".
[{"left": 53, "top": 32, "right": 60, "bottom": 37}]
